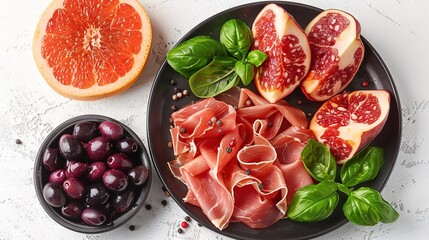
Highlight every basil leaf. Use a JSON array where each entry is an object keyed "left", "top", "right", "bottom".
[
  {"left": 287, "top": 181, "right": 339, "bottom": 222},
  {"left": 301, "top": 139, "right": 337, "bottom": 182},
  {"left": 220, "top": 19, "right": 252, "bottom": 60},
  {"left": 189, "top": 56, "right": 240, "bottom": 98},
  {"left": 246, "top": 50, "right": 267, "bottom": 67},
  {"left": 235, "top": 61, "right": 254, "bottom": 85},
  {"left": 343, "top": 187, "right": 399, "bottom": 226},
  {"left": 335, "top": 182, "right": 351, "bottom": 196},
  {"left": 167, "top": 36, "right": 227, "bottom": 77},
  {"left": 340, "top": 147, "right": 384, "bottom": 187}
]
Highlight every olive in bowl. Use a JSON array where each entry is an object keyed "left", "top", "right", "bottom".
[{"left": 34, "top": 115, "right": 151, "bottom": 233}]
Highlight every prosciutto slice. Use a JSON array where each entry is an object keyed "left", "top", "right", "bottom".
[
  {"left": 181, "top": 170, "right": 233, "bottom": 230},
  {"left": 168, "top": 88, "right": 314, "bottom": 230},
  {"left": 271, "top": 126, "right": 315, "bottom": 203}
]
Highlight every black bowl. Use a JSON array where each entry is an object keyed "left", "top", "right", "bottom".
[
  {"left": 34, "top": 114, "right": 152, "bottom": 234},
  {"left": 147, "top": 1, "right": 401, "bottom": 240}
]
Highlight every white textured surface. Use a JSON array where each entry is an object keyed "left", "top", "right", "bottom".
[{"left": 1, "top": 0, "right": 428, "bottom": 239}]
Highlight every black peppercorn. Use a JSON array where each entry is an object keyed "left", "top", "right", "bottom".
[
  {"left": 170, "top": 79, "right": 176, "bottom": 86},
  {"left": 161, "top": 200, "right": 168, "bottom": 206},
  {"left": 226, "top": 147, "right": 232, "bottom": 153},
  {"left": 245, "top": 169, "right": 251, "bottom": 175},
  {"left": 185, "top": 216, "right": 191, "bottom": 222},
  {"left": 129, "top": 225, "right": 136, "bottom": 231},
  {"left": 178, "top": 228, "right": 183, "bottom": 233},
  {"left": 15, "top": 139, "right": 22, "bottom": 144},
  {"left": 171, "top": 105, "right": 177, "bottom": 111},
  {"left": 145, "top": 204, "right": 152, "bottom": 210},
  {"left": 180, "top": 128, "right": 186, "bottom": 133}
]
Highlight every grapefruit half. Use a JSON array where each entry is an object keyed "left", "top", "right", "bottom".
[{"left": 33, "top": 0, "right": 152, "bottom": 100}]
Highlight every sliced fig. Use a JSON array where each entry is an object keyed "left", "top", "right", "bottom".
[
  {"left": 252, "top": 3, "right": 311, "bottom": 103},
  {"left": 310, "top": 90, "right": 390, "bottom": 164},
  {"left": 301, "top": 9, "right": 365, "bottom": 101}
]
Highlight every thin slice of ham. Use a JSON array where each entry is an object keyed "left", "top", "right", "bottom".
[
  {"left": 224, "top": 158, "right": 287, "bottom": 228},
  {"left": 270, "top": 126, "right": 315, "bottom": 203},
  {"left": 182, "top": 170, "right": 233, "bottom": 230}
]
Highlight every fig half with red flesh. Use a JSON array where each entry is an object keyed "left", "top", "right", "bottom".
[
  {"left": 301, "top": 9, "right": 365, "bottom": 101},
  {"left": 252, "top": 3, "right": 311, "bottom": 103},
  {"left": 310, "top": 90, "right": 390, "bottom": 164}
]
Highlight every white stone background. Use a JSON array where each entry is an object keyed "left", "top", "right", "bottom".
[{"left": 1, "top": 0, "right": 428, "bottom": 239}]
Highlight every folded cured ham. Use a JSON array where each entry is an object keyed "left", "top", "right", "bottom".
[{"left": 168, "top": 88, "right": 314, "bottom": 230}]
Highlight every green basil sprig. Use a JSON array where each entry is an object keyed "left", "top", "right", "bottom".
[
  {"left": 166, "top": 19, "right": 267, "bottom": 97},
  {"left": 287, "top": 143, "right": 399, "bottom": 226},
  {"left": 301, "top": 139, "right": 337, "bottom": 182},
  {"left": 341, "top": 147, "right": 384, "bottom": 187},
  {"left": 189, "top": 56, "right": 240, "bottom": 98},
  {"left": 167, "top": 36, "right": 227, "bottom": 78},
  {"left": 343, "top": 187, "right": 399, "bottom": 226},
  {"left": 287, "top": 181, "right": 339, "bottom": 222}
]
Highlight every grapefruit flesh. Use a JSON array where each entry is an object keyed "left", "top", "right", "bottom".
[{"left": 33, "top": 0, "right": 152, "bottom": 100}]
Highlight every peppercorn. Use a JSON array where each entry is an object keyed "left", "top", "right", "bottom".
[
  {"left": 307, "top": 112, "right": 313, "bottom": 117},
  {"left": 216, "top": 120, "right": 223, "bottom": 126},
  {"left": 180, "top": 128, "right": 186, "bottom": 133},
  {"left": 226, "top": 147, "right": 232, "bottom": 153},
  {"left": 145, "top": 204, "right": 152, "bottom": 210},
  {"left": 161, "top": 200, "right": 168, "bottom": 206},
  {"left": 245, "top": 169, "right": 251, "bottom": 175},
  {"left": 15, "top": 139, "right": 22, "bottom": 144},
  {"left": 259, "top": 183, "right": 264, "bottom": 190},
  {"left": 171, "top": 105, "right": 177, "bottom": 111},
  {"left": 177, "top": 228, "right": 183, "bottom": 233},
  {"left": 185, "top": 216, "right": 191, "bottom": 222},
  {"left": 173, "top": 87, "right": 181, "bottom": 93},
  {"left": 129, "top": 225, "right": 136, "bottom": 231},
  {"left": 170, "top": 79, "right": 177, "bottom": 86},
  {"left": 297, "top": 99, "right": 303, "bottom": 105},
  {"left": 167, "top": 142, "right": 173, "bottom": 148}
]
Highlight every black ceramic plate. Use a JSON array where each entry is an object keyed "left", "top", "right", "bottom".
[{"left": 147, "top": 2, "right": 401, "bottom": 240}]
